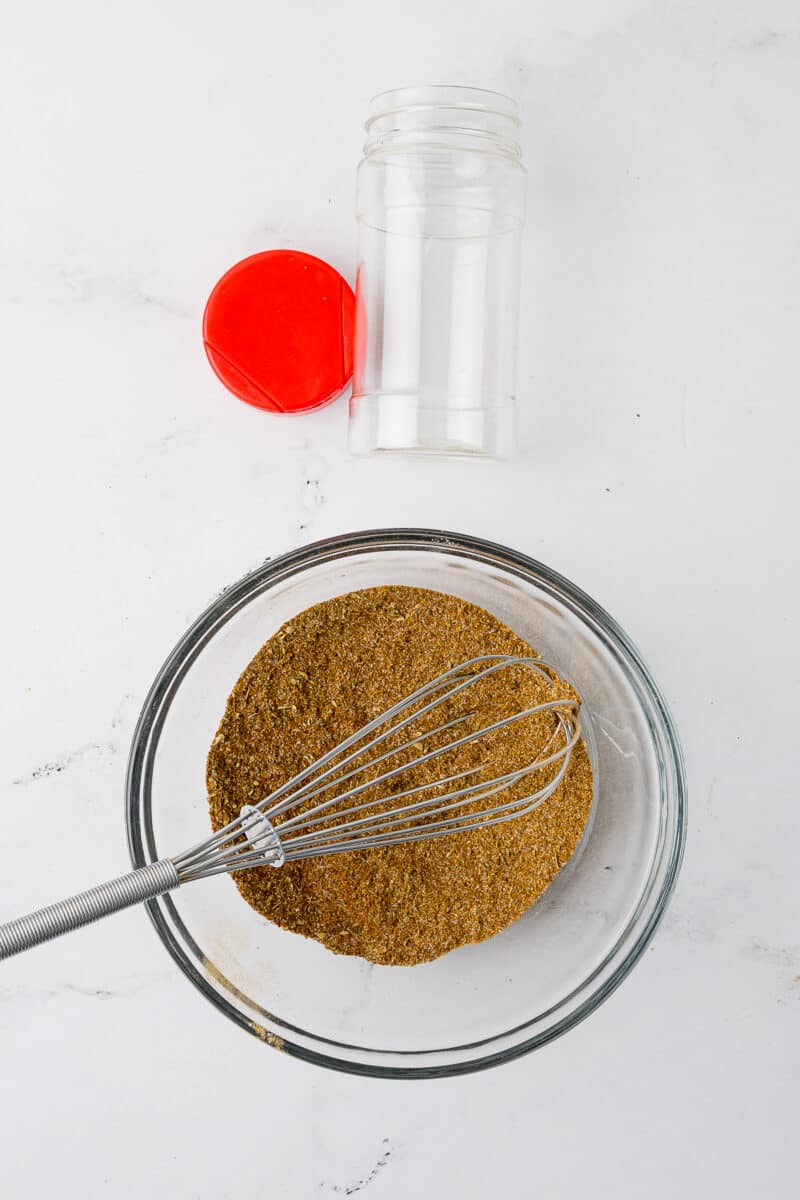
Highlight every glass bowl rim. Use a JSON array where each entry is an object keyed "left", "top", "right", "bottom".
[{"left": 126, "top": 528, "right": 686, "bottom": 1078}]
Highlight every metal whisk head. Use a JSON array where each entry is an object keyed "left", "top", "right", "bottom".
[{"left": 174, "top": 656, "right": 582, "bottom": 884}]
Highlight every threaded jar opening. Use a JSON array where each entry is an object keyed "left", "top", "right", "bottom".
[{"left": 364, "top": 85, "right": 522, "bottom": 159}]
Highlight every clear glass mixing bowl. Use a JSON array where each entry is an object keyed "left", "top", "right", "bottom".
[{"left": 126, "top": 529, "right": 686, "bottom": 1077}]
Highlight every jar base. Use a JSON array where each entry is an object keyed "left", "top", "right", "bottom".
[{"left": 349, "top": 393, "right": 516, "bottom": 459}]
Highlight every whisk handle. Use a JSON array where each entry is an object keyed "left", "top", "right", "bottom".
[{"left": 0, "top": 859, "right": 180, "bottom": 961}]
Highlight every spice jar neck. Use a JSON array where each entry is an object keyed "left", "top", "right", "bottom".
[{"left": 364, "top": 86, "right": 522, "bottom": 161}]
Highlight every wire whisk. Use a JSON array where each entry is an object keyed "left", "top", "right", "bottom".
[{"left": 0, "top": 655, "right": 581, "bottom": 961}]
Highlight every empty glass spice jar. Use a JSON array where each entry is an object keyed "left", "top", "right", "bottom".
[{"left": 349, "top": 86, "right": 527, "bottom": 458}]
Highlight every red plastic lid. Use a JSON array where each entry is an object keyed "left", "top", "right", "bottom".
[{"left": 203, "top": 250, "right": 355, "bottom": 414}]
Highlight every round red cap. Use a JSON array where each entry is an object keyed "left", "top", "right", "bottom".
[{"left": 203, "top": 250, "right": 355, "bottom": 414}]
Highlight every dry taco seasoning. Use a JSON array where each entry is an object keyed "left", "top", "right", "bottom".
[{"left": 207, "top": 587, "right": 593, "bottom": 966}]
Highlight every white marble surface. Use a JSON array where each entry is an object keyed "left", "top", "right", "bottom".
[{"left": 1, "top": 1, "right": 798, "bottom": 1195}]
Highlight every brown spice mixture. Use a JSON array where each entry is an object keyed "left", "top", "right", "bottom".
[{"left": 207, "top": 586, "right": 592, "bottom": 966}]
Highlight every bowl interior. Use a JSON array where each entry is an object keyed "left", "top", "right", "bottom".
[{"left": 129, "top": 536, "right": 682, "bottom": 1075}]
